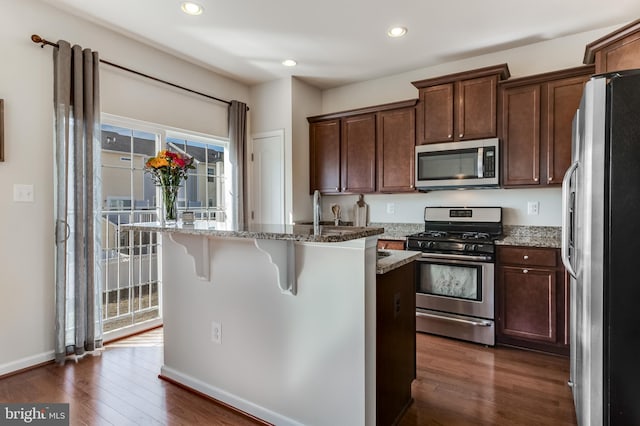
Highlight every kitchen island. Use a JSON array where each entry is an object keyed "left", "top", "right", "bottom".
[{"left": 123, "top": 221, "right": 386, "bottom": 426}]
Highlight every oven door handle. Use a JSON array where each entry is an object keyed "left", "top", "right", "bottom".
[
  {"left": 417, "top": 311, "right": 493, "bottom": 327},
  {"left": 418, "top": 252, "right": 492, "bottom": 262}
]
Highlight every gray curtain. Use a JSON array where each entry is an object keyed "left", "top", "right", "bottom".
[
  {"left": 53, "top": 40, "right": 103, "bottom": 363},
  {"left": 228, "top": 100, "right": 248, "bottom": 228}
]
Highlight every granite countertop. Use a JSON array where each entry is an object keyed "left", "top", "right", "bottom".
[
  {"left": 369, "top": 222, "right": 423, "bottom": 241},
  {"left": 370, "top": 223, "right": 563, "bottom": 249},
  {"left": 376, "top": 249, "right": 422, "bottom": 275},
  {"left": 496, "top": 225, "right": 562, "bottom": 248},
  {"left": 121, "top": 221, "right": 384, "bottom": 243}
]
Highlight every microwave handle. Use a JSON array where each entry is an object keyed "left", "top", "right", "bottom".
[{"left": 477, "top": 147, "right": 484, "bottom": 178}]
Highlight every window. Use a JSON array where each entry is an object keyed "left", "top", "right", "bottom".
[
  {"left": 166, "top": 134, "right": 227, "bottom": 220},
  {"left": 100, "top": 114, "right": 229, "bottom": 336}
]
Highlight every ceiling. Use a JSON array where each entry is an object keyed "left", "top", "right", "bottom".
[{"left": 39, "top": 0, "right": 640, "bottom": 90}]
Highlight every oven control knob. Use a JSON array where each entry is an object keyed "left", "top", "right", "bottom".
[{"left": 426, "top": 241, "right": 435, "bottom": 249}]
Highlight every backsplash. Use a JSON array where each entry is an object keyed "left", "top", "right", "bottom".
[{"left": 320, "top": 187, "right": 562, "bottom": 227}]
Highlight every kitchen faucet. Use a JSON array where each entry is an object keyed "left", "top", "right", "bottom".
[{"left": 313, "top": 190, "right": 321, "bottom": 235}]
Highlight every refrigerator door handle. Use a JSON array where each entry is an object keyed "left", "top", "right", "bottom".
[{"left": 561, "top": 161, "right": 578, "bottom": 278}]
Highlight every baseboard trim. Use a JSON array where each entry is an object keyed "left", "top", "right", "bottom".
[
  {"left": 0, "top": 350, "right": 55, "bottom": 378},
  {"left": 159, "top": 365, "right": 303, "bottom": 426}
]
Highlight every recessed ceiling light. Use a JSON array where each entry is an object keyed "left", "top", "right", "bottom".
[
  {"left": 181, "top": 2, "right": 204, "bottom": 15},
  {"left": 387, "top": 26, "right": 407, "bottom": 38},
  {"left": 282, "top": 59, "right": 297, "bottom": 67}
]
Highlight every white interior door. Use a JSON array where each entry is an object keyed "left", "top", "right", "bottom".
[{"left": 250, "top": 130, "right": 285, "bottom": 224}]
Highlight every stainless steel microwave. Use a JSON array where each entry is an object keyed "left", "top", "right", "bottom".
[{"left": 415, "top": 138, "right": 499, "bottom": 190}]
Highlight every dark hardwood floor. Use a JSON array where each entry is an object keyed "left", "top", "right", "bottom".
[
  {"left": 400, "top": 333, "right": 577, "bottom": 426},
  {"left": 0, "top": 328, "right": 576, "bottom": 425}
]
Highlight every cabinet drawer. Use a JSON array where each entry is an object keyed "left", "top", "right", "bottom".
[
  {"left": 377, "top": 239, "right": 406, "bottom": 250},
  {"left": 497, "top": 246, "right": 557, "bottom": 267}
]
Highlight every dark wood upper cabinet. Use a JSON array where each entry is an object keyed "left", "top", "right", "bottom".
[
  {"left": 309, "top": 119, "right": 341, "bottom": 194},
  {"left": 501, "top": 84, "right": 541, "bottom": 185},
  {"left": 417, "top": 83, "right": 454, "bottom": 143},
  {"left": 412, "top": 64, "right": 510, "bottom": 145},
  {"left": 341, "top": 114, "right": 376, "bottom": 193},
  {"left": 584, "top": 19, "right": 640, "bottom": 74},
  {"left": 376, "top": 107, "right": 416, "bottom": 193},
  {"left": 544, "top": 75, "right": 589, "bottom": 184},
  {"left": 500, "top": 65, "right": 594, "bottom": 187},
  {"left": 308, "top": 99, "right": 417, "bottom": 194}
]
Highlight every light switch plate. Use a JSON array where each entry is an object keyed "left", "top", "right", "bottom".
[{"left": 13, "top": 184, "right": 34, "bottom": 202}]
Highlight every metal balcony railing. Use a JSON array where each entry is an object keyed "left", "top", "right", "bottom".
[{"left": 101, "top": 209, "right": 160, "bottom": 334}]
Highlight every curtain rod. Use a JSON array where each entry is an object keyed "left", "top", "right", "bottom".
[{"left": 31, "top": 34, "right": 233, "bottom": 107}]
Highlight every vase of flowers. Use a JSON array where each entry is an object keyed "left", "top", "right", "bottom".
[{"left": 144, "top": 149, "right": 195, "bottom": 225}]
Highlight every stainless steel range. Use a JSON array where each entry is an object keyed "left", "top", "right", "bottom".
[{"left": 406, "top": 206, "right": 502, "bottom": 346}]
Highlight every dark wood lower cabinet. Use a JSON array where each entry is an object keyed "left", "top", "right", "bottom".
[
  {"left": 376, "top": 262, "right": 416, "bottom": 425},
  {"left": 496, "top": 246, "right": 569, "bottom": 356}
]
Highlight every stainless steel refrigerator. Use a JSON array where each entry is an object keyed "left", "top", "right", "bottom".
[{"left": 562, "top": 70, "right": 640, "bottom": 425}]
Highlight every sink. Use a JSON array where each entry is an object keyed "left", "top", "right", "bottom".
[
  {"left": 295, "top": 220, "right": 353, "bottom": 226},
  {"left": 377, "top": 250, "right": 391, "bottom": 259}
]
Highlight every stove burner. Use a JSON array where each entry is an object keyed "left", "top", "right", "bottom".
[
  {"left": 460, "top": 232, "right": 491, "bottom": 240},
  {"left": 423, "top": 230, "right": 448, "bottom": 238}
]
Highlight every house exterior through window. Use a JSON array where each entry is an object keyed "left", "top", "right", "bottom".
[{"left": 100, "top": 115, "right": 229, "bottom": 337}]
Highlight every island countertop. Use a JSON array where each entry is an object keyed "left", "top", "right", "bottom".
[
  {"left": 376, "top": 249, "right": 421, "bottom": 275},
  {"left": 122, "top": 221, "right": 384, "bottom": 243}
]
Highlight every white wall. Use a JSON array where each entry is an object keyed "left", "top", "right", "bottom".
[
  {"left": 0, "top": 0, "right": 248, "bottom": 373},
  {"left": 249, "top": 77, "right": 322, "bottom": 224},
  {"left": 317, "top": 24, "right": 623, "bottom": 226},
  {"left": 291, "top": 78, "right": 322, "bottom": 222}
]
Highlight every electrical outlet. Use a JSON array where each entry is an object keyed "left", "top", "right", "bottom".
[
  {"left": 386, "top": 203, "right": 395, "bottom": 214},
  {"left": 527, "top": 201, "right": 539, "bottom": 215},
  {"left": 211, "top": 321, "right": 221, "bottom": 344},
  {"left": 393, "top": 292, "right": 401, "bottom": 318},
  {"left": 13, "top": 184, "right": 34, "bottom": 203}
]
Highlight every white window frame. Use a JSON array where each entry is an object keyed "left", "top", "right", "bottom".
[{"left": 102, "top": 113, "right": 232, "bottom": 226}]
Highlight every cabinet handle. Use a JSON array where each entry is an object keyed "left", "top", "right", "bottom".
[
  {"left": 448, "top": 134, "right": 452, "bottom": 138},
  {"left": 459, "top": 133, "right": 463, "bottom": 138},
  {"left": 523, "top": 269, "right": 529, "bottom": 274},
  {"left": 523, "top": 255, "right": 529, "bottom": 260},
  {"left": 335, "top": 187, "right": 339, "bottom": 191},
  {"left": 534, "top": 177, "right": 539, "bottom": 182},
  {"left": 548, "top": 176, "right": 553, "bottom": 181}
]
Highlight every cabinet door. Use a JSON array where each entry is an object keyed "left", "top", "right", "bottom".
[
  {"left": 498, "top": 266, "right": 557, "bottom": 343},
  {"left": 377, "top": 107, "right": 416, "bottom": 192},
  {"left": 341, "top": 114, "right": 376, "bottom": 193},
  {"left": 543, "top": 75, "right": 589, "bottom": 185},
  {"left": 501, "top": 84, "right": 541, "bottom": 186},
  {"left": 418, "top": 84, "right": 454, "bottom": 144},
  {"left": 457, "top": 75, "right": 499, "bottom": 140},
  {"left": 309, "top": 119, "right": 341, "bottom": 193},
  {"left": 595, "top": 31, "right": 640, "bottom": 73}
]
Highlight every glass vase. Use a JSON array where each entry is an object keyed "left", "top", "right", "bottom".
[{"left": 161, "top": 185, "right": 179, "bottom": 225}]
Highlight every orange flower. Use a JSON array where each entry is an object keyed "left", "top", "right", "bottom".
[
  {"left": 144, "top": 150, "right": 195, "bottom": 188},
  {"left": 146, "top": 157, "right": 169, "bottom": 168}
]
